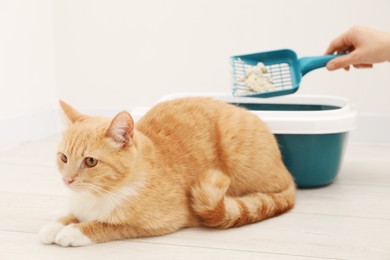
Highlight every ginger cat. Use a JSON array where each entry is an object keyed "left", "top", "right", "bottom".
[{"left": 39, "top": 97, "right": 295, "bottom": 247}]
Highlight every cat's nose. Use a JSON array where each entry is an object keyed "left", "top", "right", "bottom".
[{"left": 63, "top": 177, "right": 75, "bottom": 185}]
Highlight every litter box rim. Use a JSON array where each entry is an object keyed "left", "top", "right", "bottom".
[{"left": 156, "top": 93, "right": 358, "bottom": 135}]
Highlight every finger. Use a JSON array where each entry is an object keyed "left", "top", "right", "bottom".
[
  {"left": 325, "top": 32, "right": 351, "bottom": 55},
  {"left": 343, "top": 65, "right": 350, "bottom": 71},
  {"left": 336, "top": 46, "right": 353, "bottom": 55},
  {"left": 353, "top": 64, "right": 373, "bottom": 69},
  {"left": 326, "top": 52, "right": 358, "bottom": 71}
]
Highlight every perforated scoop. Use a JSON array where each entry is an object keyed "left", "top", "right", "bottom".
[{"left": 231, "top": 49, "right": 343, "bottom": 98}]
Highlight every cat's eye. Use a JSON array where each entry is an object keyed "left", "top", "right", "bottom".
[
  {"left": 84, "top": 157, "right": 98, "bottom": 168},
  {"left": 60, "top": 153, "right": 68, "bottom": 163}
]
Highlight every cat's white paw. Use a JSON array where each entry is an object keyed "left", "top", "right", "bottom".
[
  {"left": 55, "top": 224, "right": 94, "bottom": 247},
  {"left": 39, "top": 222, "right": 65, "bottom": 245}
]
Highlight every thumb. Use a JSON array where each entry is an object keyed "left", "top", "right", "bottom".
[{"left": 326, "top": 52, "right": 358, "bottom": 71}]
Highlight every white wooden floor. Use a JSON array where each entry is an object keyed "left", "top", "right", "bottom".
[{"left": 0, "top": 136, "right": 389, "bottom": 260}]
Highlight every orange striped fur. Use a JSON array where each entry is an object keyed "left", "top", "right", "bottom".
[
  {"left": 39, "top": 97, "right": 295, "bottom": 246},
  {"left": 192, "top": 169, "right": 295, "bottom": 228}
]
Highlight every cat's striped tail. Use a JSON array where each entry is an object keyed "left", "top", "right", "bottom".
[{"left": 191, "top": 169, "right": 295, "bottom": 228}]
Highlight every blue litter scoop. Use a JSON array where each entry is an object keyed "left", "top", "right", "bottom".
[{"left": 231, "top": 49, "right": 344, "bottom": 98}]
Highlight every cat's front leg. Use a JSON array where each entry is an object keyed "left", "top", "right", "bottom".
[
  {"left": 54, "top": 223, "right": 95, "bottom": 247},
  {"left": 39, "top": 214, "right": 79, "bottom": 245},
  {"left": 54, "top": 220, "right": 163, "bottom": 247},
  {"left": 54, "top": 221, "right": 119, "bottom": 247},
  {"left": 54, "top": 221, "right": 132, "bottom": 247}
]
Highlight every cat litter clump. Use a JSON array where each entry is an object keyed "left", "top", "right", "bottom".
[{"left": 235, "top": 61, "right": 276, "bottom": 96}]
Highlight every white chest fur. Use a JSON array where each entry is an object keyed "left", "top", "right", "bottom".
[{"left": 69, "top": 184, "right": 141, "bottom": 222}]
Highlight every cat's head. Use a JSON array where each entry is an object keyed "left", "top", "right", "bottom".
[{"left": 57, "top": 101, "right": 136, "bottom": 194}]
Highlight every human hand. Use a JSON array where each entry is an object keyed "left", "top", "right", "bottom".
[{"left": 325, "top": 26, "right": 390, "bottom": 71}]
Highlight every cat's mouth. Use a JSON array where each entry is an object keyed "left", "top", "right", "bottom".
[
  {"left": 62, "top": 179, "right": 86, "bottom": 192},
  {"left": 65, "top": 183, "right": 83, "bottom": 192},
  {"left": 65, "top": 181, "right": 108, "bottom": 196}
]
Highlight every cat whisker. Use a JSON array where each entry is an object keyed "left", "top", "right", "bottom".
[
  {"left": 83, "top": 182, "right": 132, "bottom": 205},
  {"left": 83, "top": 184, "right": 122, "bottom": 205}
]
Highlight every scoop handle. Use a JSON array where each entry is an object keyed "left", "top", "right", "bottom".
[{"left": 299, "top": 53, "right": 345, "bottom": 76}]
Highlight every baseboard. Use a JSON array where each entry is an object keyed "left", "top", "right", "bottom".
[
  {"left": 0, "top": 107, "right": 59, "bottom": 151},
  {"left": 0, "top": 109, "right": 388, "bottom": 151}
]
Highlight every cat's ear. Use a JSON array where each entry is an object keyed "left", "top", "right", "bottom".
[
  {"left": 59, "top": 100, "right": 83, "bottom": 123},
  {"left": 105, "top": 111, "right": 134, "bottom": 148}
]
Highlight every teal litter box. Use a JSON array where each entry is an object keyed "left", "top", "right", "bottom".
[{"left": 132, "top": 93, "right": 358, "bottom": 188}]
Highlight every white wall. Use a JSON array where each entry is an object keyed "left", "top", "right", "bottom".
[
  {"left": 0, "top": 0, "right": 58, "bottom": 149},
  {"left": 53, "top": 0, "right": 390, "bottom": 115},
  {"left": 0, "top": 0, "right": 57, "bottom": 115}
]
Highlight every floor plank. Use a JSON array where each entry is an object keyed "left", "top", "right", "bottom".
[
  {"left": 296, "top": 184, "right": 390, "bottom": 219},
  {"left": 0, "top": 231, "right": 330, "bottom": 260}
]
